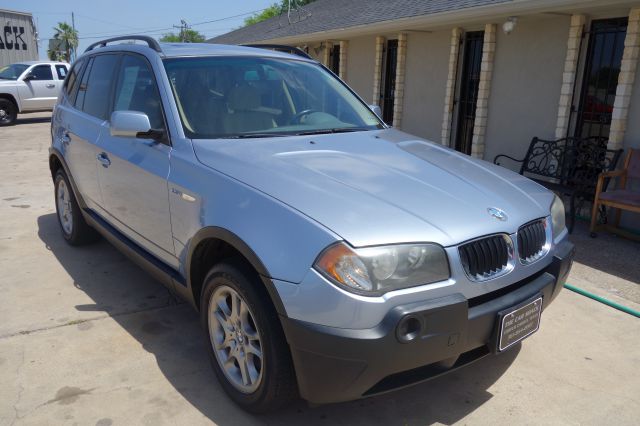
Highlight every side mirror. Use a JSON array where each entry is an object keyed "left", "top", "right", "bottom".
[
  {"left": 369, "top": 104, "right": 382, "bottom": 119},
  {"left": 22, "top": 73, "right": 35, "bottom": 81},
  {"left": 110, "top": 110, "right": 161, "bottom": 139}
]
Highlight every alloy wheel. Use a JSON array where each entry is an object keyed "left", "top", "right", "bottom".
[
  {"left": 208, "top": 285, "right": 264, "bottom": 393},
  {"left": 56, "top": 179, "right": 74, "bottom": 235}
]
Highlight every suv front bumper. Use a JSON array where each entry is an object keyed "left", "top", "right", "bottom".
[{"left": 280, "top": 240, "right": 575, "bottom": 404}]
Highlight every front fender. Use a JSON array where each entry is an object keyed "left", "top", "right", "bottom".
[
  {"left": 169, "top": 150, "right": 341, "bottom": 286},
  {"left": 0, "top": 87, "right": 22, "bottom": 111}
]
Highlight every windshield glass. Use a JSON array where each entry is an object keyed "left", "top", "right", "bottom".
[
  {"left": 163, "top": 56, "right": 383, "bottom": 139},
  {"left": 0, "top": 63, "right": 29, "bottom": 80}
]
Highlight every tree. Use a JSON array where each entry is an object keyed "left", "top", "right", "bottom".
[
  {"left": 160, "top": 29, "right": 206, "bottom": 43},
  {"left": 51, "top": 22, "right": 78, "bottom": 62},
  {"left": 244, "top": 0, "right": 315, "bottom": 26}
]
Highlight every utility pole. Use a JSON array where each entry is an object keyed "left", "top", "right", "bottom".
[
  {"left": 71, "top": 12, "right": 76, "bottom": 61},
  {"left": 173, "top": 19, "right": 189, "bottom": 42}
]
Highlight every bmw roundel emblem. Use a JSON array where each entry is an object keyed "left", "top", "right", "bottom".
[{"left": 488, "top": 207, "right": 508, "bottom": 221}]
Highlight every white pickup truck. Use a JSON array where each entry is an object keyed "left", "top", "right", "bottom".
[{"left": 0, "top": 61, "right": 69, "bottom": 126}]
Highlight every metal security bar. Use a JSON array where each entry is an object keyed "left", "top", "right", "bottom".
[
  {"left": 381, "top": 39, "right": 398, "bottom": 124},
  {"left": 573, "top": 18, "right": 628, "bottom": 140},
  {"left": 454, "top": 31, "right": 484, "bottom": 155}
]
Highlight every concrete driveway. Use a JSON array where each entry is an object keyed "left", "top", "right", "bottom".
[{"left": 1, "top": 113, "right": 639, "bottom": 425}]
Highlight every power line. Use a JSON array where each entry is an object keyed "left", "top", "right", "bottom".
[
  {"left": 190, "top": 9, "right": 267, "bottom": 27},
  {"left": 77, "top": 26, "right": 175, "bottom": 40},
  {"left": 74, "top": 7, "right": 267, "bottom": 40},
  {"left": 75, "top": 14, "right": 145, "bottom": 33},
  {"left": 173, "top": 19, "right": 190, "bottom": 42}
]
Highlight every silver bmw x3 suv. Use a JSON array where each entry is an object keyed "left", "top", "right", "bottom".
[{"left": 49, "top": 36, "right": 575, "bottom": 412}]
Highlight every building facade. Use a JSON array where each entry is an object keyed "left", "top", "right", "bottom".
[
  {"left": 211, "top": 0, "right": 640, "bottom": 228},
  {"left": 0, "top": 9, "right": 38, "bottom": 66}
]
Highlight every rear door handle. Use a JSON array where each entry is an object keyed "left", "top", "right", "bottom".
[
  {"left": 96, "top": 152, "right": 111, "bottom": 168},
  {"left": 46, "top": 83, "right": 55, "bottom": 88},
  {"left": 61, "top": 133, "right": 71, "bottom": 146}
]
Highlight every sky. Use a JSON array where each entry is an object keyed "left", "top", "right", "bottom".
[{"left": 0, "top": 0, "right": 275, "bottom": 60}]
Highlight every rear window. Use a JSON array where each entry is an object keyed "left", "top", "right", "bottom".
[{"left": 56, "top": 65, "right": 68, "bottom": 80}]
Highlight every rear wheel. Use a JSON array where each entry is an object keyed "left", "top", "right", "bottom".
[
  {"left": 54, "top": 169, "right": 99, "bottom": 245},
  {"left": 0, "top": 99, "right": 17, "bottom": 126},
  {"left": 201, "top": 261, "right": 297, "bottom": 413}
]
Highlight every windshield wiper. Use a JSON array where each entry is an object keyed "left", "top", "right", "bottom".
[
  {"left": 295, "top": 127, "right": 371, "bottom": 136},
  {"left": 226, "top": 133, "right": 292, "bottom": 139}
]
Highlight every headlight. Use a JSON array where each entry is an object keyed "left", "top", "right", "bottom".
[
  {"left": 551, "top": 195, "right": 566, "bottom": 237},
  {"left": 314, "top": 242, "right": 450, "bottom": 295}
]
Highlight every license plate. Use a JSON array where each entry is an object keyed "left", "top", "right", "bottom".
[{"left": 498, "top": 296, "right": 543, "bottom": 352}]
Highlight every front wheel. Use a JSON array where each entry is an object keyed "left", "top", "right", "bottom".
[
  {"left": 201, "top": 261, "right": 297, "bottom": 413},
  {"left": 0, "top": 99, "right": 17, "bottom": 126}
]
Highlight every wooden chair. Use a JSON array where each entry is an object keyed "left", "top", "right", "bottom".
[{"left": 590, "top": 149, "right": 640, "bottom": 240}]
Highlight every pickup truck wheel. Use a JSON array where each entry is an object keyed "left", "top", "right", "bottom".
[
  {"left": 201, "top": 261, "right": 297, "bottom": 413},
  {"left": 0, "top": 99, "right": 17, "bottom": 126},
  {"left": 54, "top": 169, "right": 99, "bottom": 245}
]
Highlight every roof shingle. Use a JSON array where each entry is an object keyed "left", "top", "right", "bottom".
[{"left": 209, "top": 0, "right": 513, "bottom": 44}]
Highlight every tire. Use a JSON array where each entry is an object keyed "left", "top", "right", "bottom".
[
  {"left": 0, "top": 99, "right": 17, "bottom": 126},
  {"left": 54, "top": 169, "right": 99, "bottom": 245},
  {"left": 200, "top": 260, "right": 297, "bottom": 413}
]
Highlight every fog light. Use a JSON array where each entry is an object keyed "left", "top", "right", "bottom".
[{"left": 396, "top": 315, "right": 423, "bottom": 343}]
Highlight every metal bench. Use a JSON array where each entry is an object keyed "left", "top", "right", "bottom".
[{"left": 494, "top": 136, "right": 623, "bottom": 233}]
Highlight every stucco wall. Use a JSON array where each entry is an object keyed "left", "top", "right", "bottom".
[
  {"left": 483, "top": 16, "right": 570, "bottom": 165},
  {"left": 402, "top": 30, "right": 450, "bottom": 142},
  {"left": 304, "top": 42, "right": 324, "bottom": 62},
  {"left": 345, "top": 35, "right": 376, "bottom": 103}
]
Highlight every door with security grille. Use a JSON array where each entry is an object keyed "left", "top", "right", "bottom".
[
  {"left": 381, "top": 39, "right": 398, "bottom": 124},
  {"left": 329, "top": 44, "right": 340, "bottom": 75},
  {"left": 573, "top": 18, "right": 628, "bottom": 139},
  {"left": 454, "top": 31, "right": 484, "bottom": 155}
]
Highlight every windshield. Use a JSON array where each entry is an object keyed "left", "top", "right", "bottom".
[
  {"left": 163, "top": 56, "right": 384, "bottom": 139},
  {"left": 0, "top": 63, "right": 29, "bottom": 80}
]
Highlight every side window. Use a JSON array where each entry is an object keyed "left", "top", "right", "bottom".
[
  {"left": 74, "top": 58, "right": 93, "bottom": 110},
  {"left": 64, "top": 59, "right": 84, "bottom": 99},
  {"left": 56, "top": 65, "right": 68, "bottom": 80},
  {"left": 81, "top": 55, "right": 120, "bottom": 120},
  {"left": 29, "top": 65, "right": 54, "bottom": 81},
  {"left": 113, "top": 55, "right": 165, "bottom": 130}
]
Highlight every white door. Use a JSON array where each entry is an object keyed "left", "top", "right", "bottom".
[{"left": 17, "top": 65, "right": 58, "bottom": 111}]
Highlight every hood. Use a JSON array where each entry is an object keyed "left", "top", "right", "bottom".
[{"left": 191, "top": 129, "right": 553, "bottom": 247}]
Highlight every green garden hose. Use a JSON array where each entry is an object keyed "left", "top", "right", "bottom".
[{"left": 564, "top": 283, "right": 640, "bottom": 318}]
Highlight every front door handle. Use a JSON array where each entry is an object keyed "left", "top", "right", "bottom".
[
  {"left": 96, "top": 152, "right": 111, "bottom": 168},
  {"left": 46, "top": 83, "right": 55, "bottom": 88}
]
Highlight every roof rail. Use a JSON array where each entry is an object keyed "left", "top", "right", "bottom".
[
  {"left": 85, "top": 35, "right": 162, "bottom": 53},
  {"left": 243, "top": 44, "right": 312, "bottom": 59}
]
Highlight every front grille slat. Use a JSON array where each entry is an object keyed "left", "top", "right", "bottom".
[
  {"left": 518, "top": 219, "right": 548, "bottom": 264},
  {"left": 483, "top": 239, "right": 495, "bottom": 272},
  {"left": 459, "top": 235, "right": 512, "bottom": 281},
  {"left": 469, "top": 246, "right": 482, "bottom": 274},
  {"left": 536, "top": 223, "right": 545, "bottom": 250}
]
